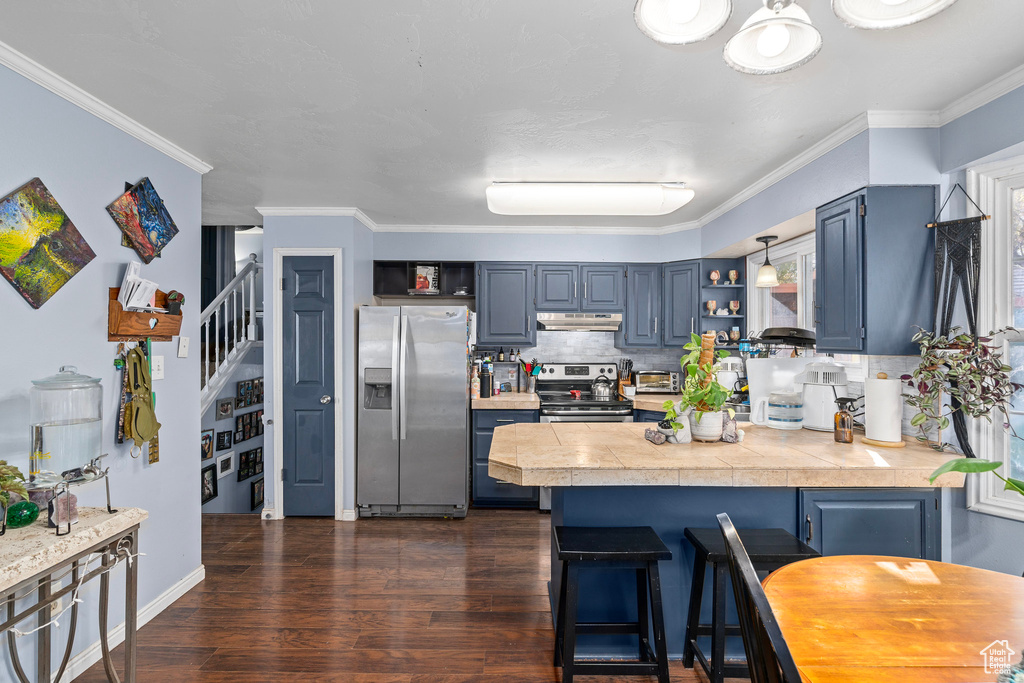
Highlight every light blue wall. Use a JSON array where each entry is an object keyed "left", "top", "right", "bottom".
[
  {"left": 262, "top": 215, "right": 373, "bottom": 516},
  {"left": 372, "top": 230, "right": 702, "bottom": 263},
  {"left": 868, "top": 127, "right": 942, "bottom": 186},
  {"left": 941, "top": 86, "right": 1024, "bottom": 173},
  {"left": 0, "top": 64, "right": 202, "bottom": 678},
  {"left": 699, "top": 131, "right": 870, "bottom": 256}
]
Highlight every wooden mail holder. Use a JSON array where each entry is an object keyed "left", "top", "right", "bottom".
[{"left": 108, "top": 287, "right": 183, "bottom": 342}]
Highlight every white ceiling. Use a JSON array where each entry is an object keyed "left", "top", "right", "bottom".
[{"left": 1, "top": 1, "right": 1023, "bottom": 229}]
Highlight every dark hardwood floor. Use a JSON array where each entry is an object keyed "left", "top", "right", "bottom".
[{"left": 78, "top": 510, "right": 708, "bottom": 682}]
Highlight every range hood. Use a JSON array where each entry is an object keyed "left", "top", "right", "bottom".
[{"left": 536, "top": 312, "right": 622, "bottom": 332}]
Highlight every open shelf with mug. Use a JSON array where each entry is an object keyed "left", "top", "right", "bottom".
[{"left": 700, "top": 258, "right": 745, "bottom": 352}]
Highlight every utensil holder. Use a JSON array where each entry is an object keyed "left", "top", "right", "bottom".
[{"left": 527, "top": 376, "right": 537, "bottom": 394}]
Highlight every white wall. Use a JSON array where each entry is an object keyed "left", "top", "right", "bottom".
[{"left": 0, "top": 64, "right": 202, "bottom": 678}]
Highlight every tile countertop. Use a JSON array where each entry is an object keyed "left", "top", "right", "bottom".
[
  {"left": 487, "top": 422, "right": 966, "bottom": 489},
  {"left": 0, "top": 507, "right": 148, "bottom": 594},
  {"left": 472, "top": 392, "right": 540, "bottom": 410},
  {"left": 629, "top": 393, "right": 679, "bottom": 411}
]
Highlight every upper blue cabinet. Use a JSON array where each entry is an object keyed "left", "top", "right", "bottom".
[
  {"left": 535, "top": 264, "right": 626, "bottom": 312},
  {"left": 619, "top": 264, "right": 662, "bottom": 348},
  {"left": 815, "top": 186, "right": 935, "bottom": 355},
  {"left": 580, "top": 265, "right": 626, "bottom": 312},
  {"left": 535, "top": 264, "right": 579, "bottom": 311},
  {"left": 476, "top": 262, "right": 536, "bottom": 346},
  {"left": 662, "top": 261, "right": 700, "bottom": 347}
]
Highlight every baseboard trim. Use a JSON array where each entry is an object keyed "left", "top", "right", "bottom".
[
  {"left": 340, "top": 509, "right": 357, "bottom": 522},
  {"left": 64, "top": 564, "right": 205, "bottom": 681}
]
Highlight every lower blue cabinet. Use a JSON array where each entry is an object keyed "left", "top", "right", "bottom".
[
  {"left": 633, "top": 409, "right": 667, "bottom": 423},
  {"left": 798, "top": 488, "right": 940, "bottom": 560},
  {"left": 472, "top": 409, "right": 539, "bottom": 507}
]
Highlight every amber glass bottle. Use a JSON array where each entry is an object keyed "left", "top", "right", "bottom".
[{"left": 834, "top": 397, "right": 855, "bottom": 443}]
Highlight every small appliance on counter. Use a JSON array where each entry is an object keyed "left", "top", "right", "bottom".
[
  {"left": 634, "top": 371, "right": 680, "bottom": 394},
  {"left": 797, "top": 360, "right": 850, "bottom": 432},
  {"left": 745, "top": 356, "right": 816, "bottom": 416},
  {"left": 863, "top": 372, "right": 905, "bottom": 447},
  {"left": 750, "top": 390, "right": 804, "bottom": 430}
]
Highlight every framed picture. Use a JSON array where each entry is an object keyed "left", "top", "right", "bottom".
[
  {"left": 201, "top": 429, "right": 214, "bottom": 461},
  {"left": 237, "top": 382, "right": 247, "bottom": 399},
  {"left": 234, "top": 431, "right": 243, "bottom": 444},
  {"left": 235, "top": 397, "right": 245, "bottom": 409},
  {"left": 107, "top": 177, "right": 178, "bottom": 263},
  {"left": 216, "top": 431, "right": 232, "bottom": 451},
  {"left": 235, "top": 415, "right": 243, "bottom": 432},
  {"left": 256, "top": 448, "right": 263, "bottom": 463},
  {"left": 251, "top": 477, "right": 265, "bottom": 510},
  {"left": 216, "top": 399, "right": 233, "bottom": 420},
  {"left": 246, "top": 394, "right": 253, "bottom": 406},
  {"left": 216, "top": 452, "right": 234, "bottom": 479},
  {"left": 243, "top": 425, "right": 251, "bottom": 440},
  {"left": 201, "top": 463, "right": 217, "bottom": 504},
  {"left": 237, "top": 452, "right": 249, "bottom": 482},
  {"left": 0, "top": 178, "right": 96, "bottom": 308}
]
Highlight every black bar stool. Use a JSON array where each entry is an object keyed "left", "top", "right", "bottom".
[
  {"left": 682, "top": 527, "right": 819, "bottom": 683},
  {"left": 553, "top": 526, "right": 671, "bottom": 683}
]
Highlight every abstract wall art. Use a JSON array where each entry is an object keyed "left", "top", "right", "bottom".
[
  {"left": 0, "top": 178, "right": 96, "bottom": 309},
  {"left": 106, "top": 177, "right": 178, "bottom": 263}
]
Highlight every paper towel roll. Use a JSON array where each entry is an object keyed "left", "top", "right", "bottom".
[{"left": 865, "top": 376, "right": 903, "bottom": 443}]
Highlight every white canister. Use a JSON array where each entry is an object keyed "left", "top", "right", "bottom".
[
  {"left": 864, "top": 373, "right": 903, "bottom": 442},
  {"left": 751, "top": 390, "right": 803, "bottom": 430}
]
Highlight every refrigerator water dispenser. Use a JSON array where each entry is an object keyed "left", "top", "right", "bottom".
[{"left": 363, "top": 368, "right": 393, "bottom": 409}]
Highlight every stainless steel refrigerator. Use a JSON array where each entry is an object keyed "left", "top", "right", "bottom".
[{"left": 357, "top": 305, "right": 469, "bottom": 517}]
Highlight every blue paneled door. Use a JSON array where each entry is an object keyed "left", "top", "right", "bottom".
[{"left": 282, "top": 256, "right": 335, "bottom": 516}]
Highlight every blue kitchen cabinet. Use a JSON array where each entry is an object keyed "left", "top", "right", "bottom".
[
  {"left": 617, "top": 264, "right": 662, "bottom": 348},
  {"left": 580, "top": 265, "right": 626, "bottom": 312},
  {"left": 633, "top": 409, "right": 667, "bottom": 423},
  {"left": 798, "top": 488, "right": 940, "bottom": 560},
  {"left": 476, "top": 263, "right": 536, "bottom": 346},
  {"left": 662, "top": 261, "right": 700, "bottom": 347},
  {"left": 815, "top": 186, "right": 935, "bottom": 355},
  {"left": 535, "top": 264, "right": 579, "bottom": 311},
  {"left": 472, "top": 409, "right": 540, "bottom": 507}
]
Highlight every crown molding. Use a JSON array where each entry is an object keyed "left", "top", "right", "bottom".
[
  {"left": 373, "top": 222, "right": 698, "bottom": 235},
  {"left": 865, "top": 110, "right": 942, "bottom": 128},
  {"left": 938, "top": 62, "right": 1024, "bottom": 126},
  {"left": 255, "top": 206, "right": 378, "bottom": 230},
  {"left": 0, "top": 41, "right": 212, "bottom": 174}
]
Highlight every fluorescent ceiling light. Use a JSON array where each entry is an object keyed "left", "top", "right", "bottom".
[
  {"left": 832, "top": 0, "right": 959, "bottom": 29},
  {"left": 485, "top": 183, "right": 696, "bottom": 216},
  {"left": 724, "top": 0, "right": 821, "bottom": 75},
  {"left": 634, "top": 0, "right": 733, "bottom": 45}
]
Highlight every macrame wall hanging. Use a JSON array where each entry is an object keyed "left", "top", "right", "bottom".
[{"left": 927, "top": 183, "right": 990, "bottom": 457}]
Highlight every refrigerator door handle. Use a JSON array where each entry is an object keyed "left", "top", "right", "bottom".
[
  {"left": 391, "top": 315, "right": 400, "bottom": 441},
  {"left": 400, "top": 314, "right": 409, "bottom": 441}
]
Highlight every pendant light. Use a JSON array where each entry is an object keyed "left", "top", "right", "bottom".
[
  {"left": 755, "top": 236, "right": 780, "bottom": 288},
  {"left": 634, "top": 0, "right": 733, "bottom": 45},
  {"left": 832, "top": 0, "right": 959, "bottom": 30},
  {"left": 723, "top": 0, "right": 821, "bottom": 75}
]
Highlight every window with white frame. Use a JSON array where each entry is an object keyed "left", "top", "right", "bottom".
[
  {"left": 746, "top": 233, "right": 816, "bottom": 333},
  {"left": 966, "top": 158, "right": 1024, "bottom": 520}
]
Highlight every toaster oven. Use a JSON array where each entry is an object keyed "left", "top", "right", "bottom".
[{"left": 634, "top": 371, "right": 680, "bottom": 394}]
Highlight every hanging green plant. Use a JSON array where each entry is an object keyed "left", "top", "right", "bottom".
[{"left": 901, "top": 326, "right": 1022, "bottom": 451}]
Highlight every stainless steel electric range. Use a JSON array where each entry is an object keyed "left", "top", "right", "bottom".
[{"left": 536, "top": 363, "right": 634, "bottom": 423}]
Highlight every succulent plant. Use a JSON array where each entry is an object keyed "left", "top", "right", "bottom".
[{"left": 0, "top": 461, "right": 28, "bottom": 508}]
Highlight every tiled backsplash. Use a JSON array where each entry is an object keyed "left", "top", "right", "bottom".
[
  {"left": 523, "top": 330, "right": 685, "bottom": 373},
  {"left": 848, "top": 355, "right": 932, "bottom": 439}
]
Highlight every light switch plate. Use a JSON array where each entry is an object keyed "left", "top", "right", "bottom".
[
  {"left": 151, "top": 355, "right": 165, "bottom": 380},
  {"left": 177, "top": 336, "right": 190, "bottom": 358}
]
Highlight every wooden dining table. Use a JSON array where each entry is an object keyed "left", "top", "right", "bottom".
[{"left": 762, "top": 555, "right": 1024, "bottom": 683}]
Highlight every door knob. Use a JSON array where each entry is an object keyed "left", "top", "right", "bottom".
[{"left": 320, "top": 395, "right": 332, "bottom": 404}]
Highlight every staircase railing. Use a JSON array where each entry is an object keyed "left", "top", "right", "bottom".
[{"left": 201, "top": 254, "right": 263, "bottom": 391}]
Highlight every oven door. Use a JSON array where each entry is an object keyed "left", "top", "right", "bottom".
[{"left": 540, "top": 412, "right": 633, "bottom": 423}]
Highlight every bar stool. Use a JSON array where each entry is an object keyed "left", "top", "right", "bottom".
[
  {"left": 682, "top": 527, "right": 818, "bottom": 683},
  {"left": 553, "top": 526, "right": 671, "bottom": 683}
]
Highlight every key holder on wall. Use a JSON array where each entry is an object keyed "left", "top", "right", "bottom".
[{"left": 926, "top": 183, "right": 990, "bottom": 458}]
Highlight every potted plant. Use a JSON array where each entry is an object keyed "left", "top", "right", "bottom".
[
  {"left": 0, "top": 461, "right": 27, "bottom": 535},
  {"left": 901, "top": 326, "right": 1021, "bottom": 452},
  {"left": 664, "top": 331, "right": 732, "bottom": 442},
  {"left": 166, "top": 290, "right": 184, "bottom": 315}
]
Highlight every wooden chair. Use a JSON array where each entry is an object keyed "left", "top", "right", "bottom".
[{"left": 716, "top": 513, "right": 802, "bottom": 683}]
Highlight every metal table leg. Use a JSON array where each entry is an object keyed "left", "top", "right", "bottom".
[
  {"left": 36, "top": 576, "right": 50, "bottom": 683},
  {"left": 123, "top": 530, "right": 138, "bottom": 683},
  {"left": 98, "top": 543, "right": 120, "bottom": 683},
  {"left": 7, "top": 594, "right": 29, "bottom": 683}
]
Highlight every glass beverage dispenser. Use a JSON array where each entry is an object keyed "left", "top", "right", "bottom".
[{"left": 29, "top": 366, "right": 103, "bottom": 487}]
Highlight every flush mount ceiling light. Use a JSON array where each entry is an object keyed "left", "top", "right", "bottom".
[
  {"left": 485, "top": 183, "right": 696, "bottom": 216},
  {"left": 724, "top": 0, "right": 822, "bottom": 75},
  {"left": 755, "top": 235, "right": 781, "bottom": 287},
  {"left": 832, "top": 0, "right": 959, "bottom": 29},
  {"left": 634, "top": 0, "right": 733, "bottom": 45}
]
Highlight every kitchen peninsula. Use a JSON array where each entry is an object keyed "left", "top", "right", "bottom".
[{"left": 489, "top": 421, "right": 964, "bottom": 658}]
